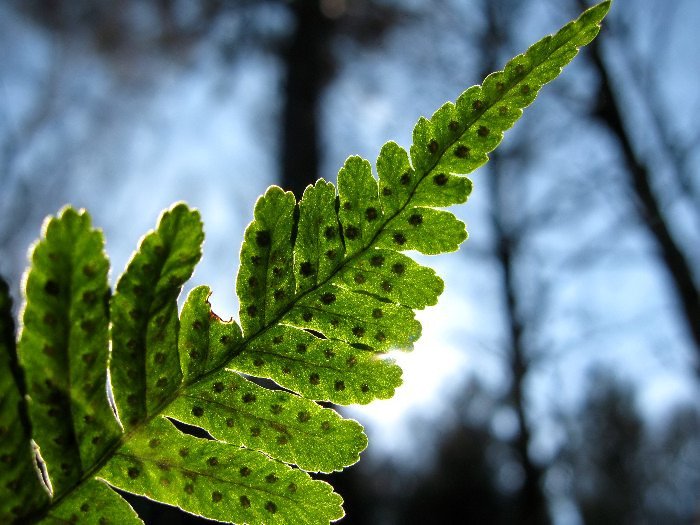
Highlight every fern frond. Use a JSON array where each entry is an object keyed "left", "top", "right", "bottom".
[{"left": 2, "top": 2, "right": 611, "bottom": 523}]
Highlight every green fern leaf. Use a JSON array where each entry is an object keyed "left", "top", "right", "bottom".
[
  {"left": 3, "top": 2, "right": 611, "bottom": 523},
  {"left": 0, "top": 277, "right": 49, "bottom": 522}
]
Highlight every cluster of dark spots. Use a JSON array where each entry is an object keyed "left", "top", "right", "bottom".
[
  {"left": 300, "top": 261, "right": 314, "bottom": 277},
  {"left": 255, "top": 230, "right": 271, "bottom": 247},
  {"left": 381, "top": 281, "right": 392, "bottom": 292},
  {"left": 250, "top": 426, "right": 261, "bottom": 437},
  {"left": 243, "top": 393, "right": 256, "bottom": 403},
  {"left": 213, "top": 382, "right": 224, "bottom": 393},
  {"left": 343, "top": 202, "right": 352, "bottom": 211},
  {"left": 365, "top": 207, "right": 379, "bottom": 220},
  {"left": 399, "top": 172, "right": 411, "bottom": 185},
  {"left": 345, "top": 225, "right": 360, "bottom": 240},
  {"left": 320, "top": 292, "right": 336, "bottom": 305},
  {"left": 428, "top": 139, "right": 439, "bottom": 154},
  {"left": 302, "top": 311, "right": 313, "bottom": 322},
  {"left": 325, "top": 249, "right": 337, "bottom": 260},
  {"left": 208, "top": 457, "right": 219, "bottom": 466},
  {"left": 309, "top": 373, "right": 320, "bottom": 385},
  {"left": 478, "top": 126, "right": 490, "bottom": 137},
  {"left": 247, "top": 276, "right": 258, "bottom": 288},
  {"left": 361, "top": 384, "right": 370, "bottom": 393},
  {"left": 393, "top": 232, "right": 407, "bottom": 245},
  {"left": 370, "top": 255, "right": 384, "bottom": 267},
  {"left": 409, "top": 214, "right": 423, "bottom": 226},
  {"left": 354, "top": 273, "right": 366, "bottom": 284},
  {"left": 472, "top": 99, "right": 484, "bottom": 111},
  {"left": 352, "top": 326, "right": 365, "bottom": 338},
  {"left": 324, "top": 226, "right": 337, "bottom": 239},
  {"left": 296, "top": 343, "right": 307, "bottom": 353},
  {"left": 372, "top": 308, "right": 383, "bottom": 319},
  {"left": 265, "top": 473, "right": 278, "bottom": 483},
  {"left": 382, "top": 187, "right": 392, "bottom": 197},
  {"left": 335, "top": 380, "right": 346, "bottom": 391},
  {"left": 212, "top": 491, "right": 223, "bottom": 503},
  {"left": 520, "top": 84, "right": 531, "bottom": 95},
  {"left": 240, "top": 466, "right": 252, "bottom": 477},
  {"left": 265, "top": 502, "right": 277, "bottom": 514},
  {"left": 455, "top": 145, "right": 470, "bottom": 158},
  {"left": 240, "top": 495, "right": 251, "bottom": 508},
  {"left": 192, "top": 406, "right": 204, "bottom": 417},
  {"left": 298, "top": 411, "right": 311, "bottom": 423},
  {"left": 273, "top": 289, "right": 286, "bottom": 301},
  {"left": 44, "top": 280, "right": 59, "bottom": 295},
  {"left": 375, "top": 331, "right": 386, "bottom": 343},
  {"left": 246, "top": 305, "right": 258, "bottom": 317}
]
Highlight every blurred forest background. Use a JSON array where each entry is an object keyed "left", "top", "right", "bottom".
[{"left": 1, "top": 0, "right": 699, "bottom": 523}]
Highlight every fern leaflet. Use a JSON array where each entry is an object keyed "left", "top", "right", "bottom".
[{"left": 0, "top": 2, "right": 610, "bottom": 524}]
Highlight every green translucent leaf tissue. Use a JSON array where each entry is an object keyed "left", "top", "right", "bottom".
[{"left": 0, "top": 3, "right": 610, "bottom": 523}]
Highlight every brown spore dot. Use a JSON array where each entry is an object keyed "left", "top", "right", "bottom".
[
  {"left": 428, "top": 139, "right": 439, "bottom": 154},
  {"left": 128, "top": 467, "right": 140, "bottom": 479},
  {"left": 179, "top": 447, "right": 190, "bottom": 457},
  {"left": 213, "top": 382, "right": 224, "bottom": 393},
  {"left": 240, "top": 466, "right": 252, "bottom": 477},
  {"left": 347, "top": 355, "right": 358, "bottom": 367},
  {"left": 242, "top": 393, "right": 256, "bottom": 403},
  {"left": 515, "top": 63, "right": 526, "bottom": 76},
  {"left": 409, "top": 214, "right": 423, "bottom": 226},
  {"left": 160, "top": 478, "right": 170, "bottom": 487},
  {"left": 184, "top": 483, "right": 194, "bottom": 495},
  {"left": 149, "top": 439, "right": 161, "bottom": 448},
  {"left": 80, "top": 503, "right": 90, "bottom": 512},
  {"left": 324, "top": 226, "right": 336, "bottom": 239},
  {"left": 330, "top": 318, "right": 340, "bottom": 327},
  {"left": 496, "top": 81, "right": 505, "bottom": 91},
  {"left": 43, "top": 280, "right": 58, "bottom": 295},
  {"left": 296, "top": 343, "right": 307, "bottom": 353},
  {"left": 309, "top": 373, "right": 320, "bottom": 385},
  {"left": 372, "top": 308, "right": 383, "bottom": 319},
  {"left": 520, "top": 84, "right": 531, "bottom": 95},
  {"left": 154, "top": 352, "right": 166, "bottom": 364},
  {"left": 382, "top": 187, "right": 393, "bottom": 196},
  {"left": 270, "top": 404, "right": 283, "bottom": 414},
  {"left": 399, "top": 172, "right": 411, "bottom": 185},
  {"left": 448, "top": 120, "right": 460, "bottom": 132},
  {"left": 189, "top": 350, "right": 201, "bottom": 360},
  {"left": 472, "top": 99, "right": 484, "bottom": 111},
  {"left": 91, "top": 436, "right": 101, "bottom": 445},
  {"left": 321, "top": 421, "right": 331, "bottom": 431},
  {"left": 282, "top": 366, "right": 291, "bottom": 374},
  {"left": 343, "top": 201, "right": 352, "bottom": 211},
  {"left": 208, "top": 457, "right": 219, "bottom": 466},
  {"left": 361, "top": 384, "right": 370, "bottom": 393},
  {"left": 363, "top": 207, "right": 378, "bottom": 222},
  {"left": 498, "top": 105, "right": 508, "bottom": 116},
  {"left": 288, "top": 483, "right": 298, "bottom": 493},
  {"left": 302, "top": 311, "right": 313, "bottom": 322},
  {"left": 226, "top": 418, "right": 235, "bottom": 427},
  {"left": 272, "top": 267, "right": 282, "bottom": 277},
  {"left": 273, "top": 289, "right": 286, "bottom": 301},
  {"left": 345, "top": 225, "right": 360, "bottom": 240},
  {"left": 478, "top": 126, "right": 490, "bottom": 137},
  {"left": 82, "top": 264, "right": 97, "bottom": 277},
  {"left": 375, "top": 331, "right": 387, "bottom": 343},
  {"left": 156, "top": 377, "right": 168, "bottom": 388},
  {"left": 247, "top": 276, "right": 258, "bottom": 288},
  {"left": 325, "top": 249, "right": 337, "bottom": 260},
  {"left": 381, "top": 281, "right": 392, "bottom": 292},
  {"left": 455, "top": 145, "right": 470, "bottom": 158},
  {"left": 220, "top": 335, "right": 231, "bottom": 345},
  {"left": 82, "top": 353, "right": 95, "bottom": 364},
  {"left": 212, "top": 491, "right": 223, "bottom": 503},
  {"left": 265, "top": 473, "right": 278, "bottom": 483},
  {"left": 298, "top": 411, "right": 311, "bottom": 423},
  {"left": 43, "top": 313, "right": 56, "bottom": 326},
  {"left": 253, "top": 357, "right": 264, "bottom": 367},
  {"left": 335, "top": 380, "right": 346, "bottom": 391},
  {"left": 354, "top": 273, "right": 366, "bottom": 284},
  {"left": 392, "top": 263, "right": 405, "bottom": 275},
  {"left": 98, "top": 518, "right": 109, "bottom": 525},
  {"left": 277, "top": 435, "right": 288, "bottom": 445},
  {"left": 192, "top": 406, "right": 204, "bottom": 417},
  {"left": 127, "top": 394, "right": 138, "bottom": 406},
  {"left": 393, "top": 232, "right": 407, "bottom": 245},
  {"left": 300, "top": 261, "right": 314, "bottom": 277},
  {"left": 272, "top": 335, "right": 283, "bottom": 345},
  {"left": 255, "top": 230, "right": 271, "bottom": 247},
  {"left": 265, "top": 501, "right": 278, "bottom": 514},
  {"left": 240, "top": 495, "right": 251, "bottom": 508},
  {"left": 370, "top": 255, "right": 384, "bottom": 267},
  {"left": 250, "top": 427, "right": 261, "bottom": 437},
  {"left": 247, "top": 305, "right": 258, "bottom": 317},
  {"left": 352, "top": 326, "right": 365, "bottom": 338},
  {"left": 320, "top": 292, "right": 336, "bottom": 305},
  {"left": 324, "top": 349, "right": 335, "bottom": 359},
  {"left": 251, "top": 255, "right": 262, "bottom": 266}
]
